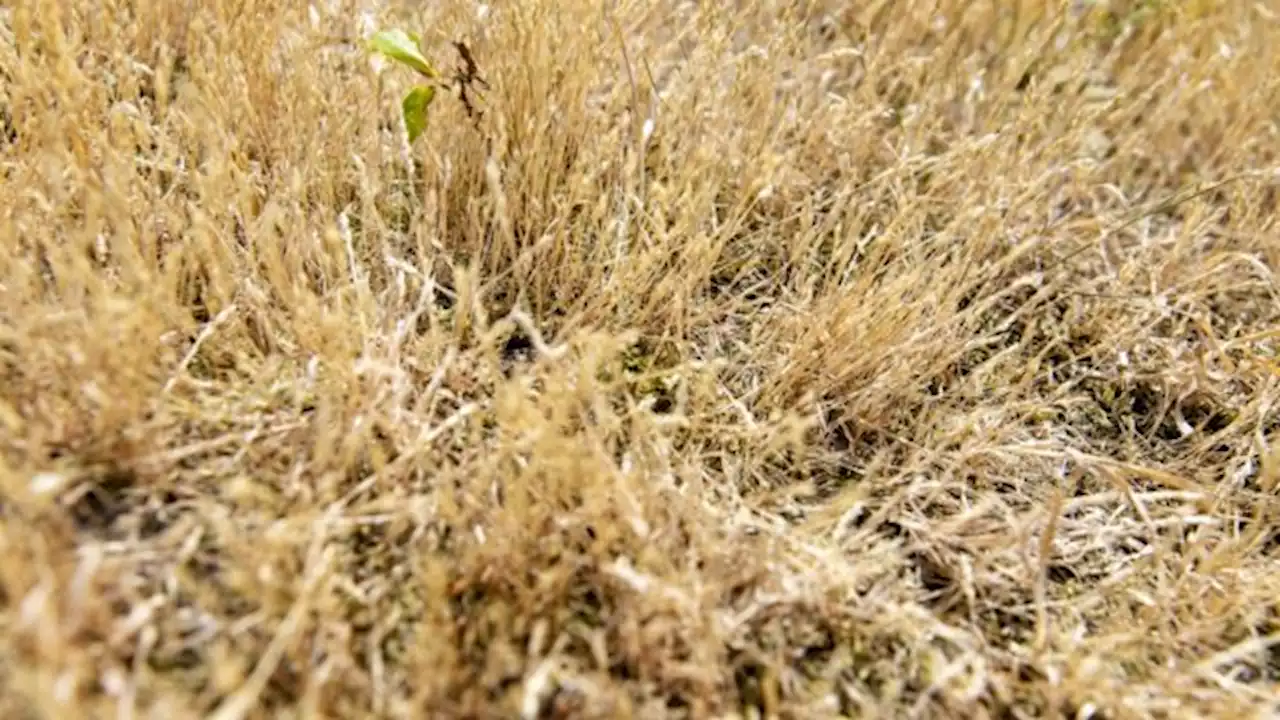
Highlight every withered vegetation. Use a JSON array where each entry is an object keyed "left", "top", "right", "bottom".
[{"left": 2, "top": 0, "right": 1280, "bottom": 717}]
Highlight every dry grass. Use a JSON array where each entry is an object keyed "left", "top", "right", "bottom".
[{"left": 2, "top": 0, "right": 1280, "bottom": 717}]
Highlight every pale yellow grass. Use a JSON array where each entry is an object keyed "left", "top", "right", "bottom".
[{"left": 2, "top": 0, "right": 1280, "bottom": 717}]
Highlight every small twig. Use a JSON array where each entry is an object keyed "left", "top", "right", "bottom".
[
  {"left": 1033, "top": 486, "right": 1065, "bottom": 656},
  {"left": 451, "top": 40, "right": 488, "bottom": 126},
  {"left": 162, "top": 303, "right": 237, "bottom": 395},
  {"left": 506, "top": 308, "right": 567, "bottom": 361}
]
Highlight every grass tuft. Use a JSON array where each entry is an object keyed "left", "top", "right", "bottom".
[{"left": 3, "top": 0, "right": 1280, "bottom": 717}]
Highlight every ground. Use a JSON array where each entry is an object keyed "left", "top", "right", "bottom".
[{"left": 2, "top": 0, "right": 1280, "bottom": 718}]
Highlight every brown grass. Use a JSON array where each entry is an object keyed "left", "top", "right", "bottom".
[{"left": 3, "top": 0, "right": 1280, "bottom": 717}]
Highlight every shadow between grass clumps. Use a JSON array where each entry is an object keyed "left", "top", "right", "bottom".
[
  {"left": 52, "top": 458, "right": 184, "bottom": 545},
  {"left": 408, "top": 523, "right": 725, "bottom": 714}
]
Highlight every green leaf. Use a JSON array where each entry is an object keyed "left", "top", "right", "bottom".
[
  {"left": 368, "top": 29, "right": 437, "bottom": 78},
  {"left": 402, "top": 85, "right": 436, "bottom": 144}
]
